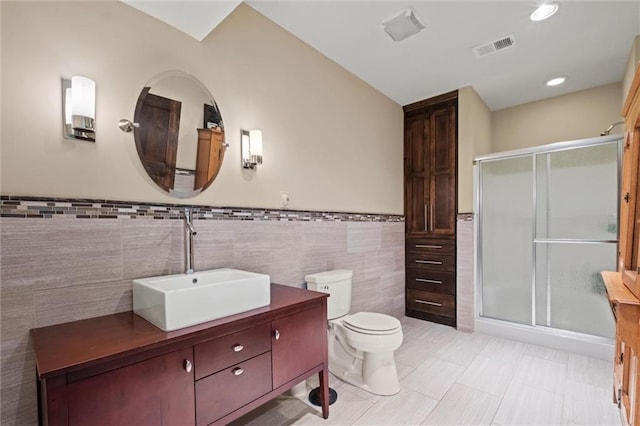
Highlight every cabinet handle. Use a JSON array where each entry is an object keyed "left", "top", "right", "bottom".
[
  {"left": 274, "top": 329, "right": 280, "bottom": 340},
  {"left": 415, "top": 299, "right": 442, "bottom": 307},
  {"left": 184, "top": 359, "right": 193, "bottom": 373},
  {"left": 416, "top": 278, "right": 443, "bottom": 284},
  {"left": 424, "top": 204, "right": 428, "bottom": 231},
  {"left": 415, "top": 260, "right": 443, "bottom": 265},
  {"left": 232, "top": 344, "right": 244, "bottom": 352},
  {"left": 415, "top": 244, "right": 442, "bottom": 249},
  {"left": 430, "top": 204, "right": 434, "bottom": 231},
  {"left": 232, "top": 367, "right": 244, "bottom": 376}
]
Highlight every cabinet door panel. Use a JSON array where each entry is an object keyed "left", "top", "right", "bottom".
[
  {"left": 406, "top": 176, "right": 427, "bottom": 234},
  {"left": 432, "top": 173, "right": 456, "bottom": 234},
  {"left": 67, "top": 347, "right": 195, "bottom": 426},
  {"left": 431, "top": 106, "right": 456, "bottom": 174},
  {"left": 405, "top": 102, "right": 456, "bottom": 238},
  {"left": 272, "top": 306, "right": 324, "bottom": 389},
  {"left": 405, "top": 116, "right": 428, "bottom": 175}
]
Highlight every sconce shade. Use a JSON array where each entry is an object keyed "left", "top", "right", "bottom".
[
  {"left": 71, "top": 76, "right": 95, "bottom": 121},
  {"left": 62, "top": 76, "right": 96, "bottom": 142},
  {"left": 249, "top": 129, "right": 263, "bottom": 157}
]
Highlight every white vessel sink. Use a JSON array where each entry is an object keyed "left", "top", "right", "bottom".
[{"left": 133, "top": 268, "right": 271, "bottom": 331}]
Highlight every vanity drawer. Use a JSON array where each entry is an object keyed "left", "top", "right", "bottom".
[
  {"left": 194, "top": 322, "right": 271, "bottom": 380},
  {"left": 406, "top": 252, "right": 455, "bottom": 272},
  {"left": 406, "top": 268, "right": 455, "bottom": 294},
  {"left": 196, "top": 351, "right": 272, "bottom": 425},
  {"left": 407, "top": 289, "right": 455, "bottom": 318},
  {"left": 406, "top": 238, "right": 455, "bottom": 255}
]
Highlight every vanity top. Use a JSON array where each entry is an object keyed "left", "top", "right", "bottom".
[{"left": 31, "top": 284, "right": 328, "bottom": 379}]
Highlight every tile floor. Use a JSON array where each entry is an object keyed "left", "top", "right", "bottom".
[{"left": 232, "top": 317, "right": 621, "bottom": 425}]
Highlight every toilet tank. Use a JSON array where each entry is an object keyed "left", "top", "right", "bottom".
[{"left": 305, "top": 270, "right": 352, "bottom": 320}]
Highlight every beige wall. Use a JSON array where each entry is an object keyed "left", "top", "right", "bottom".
[
  {"left": 0, "top": 2, "right": 404, "bottom": 214},
  {"left": 623, "top": 35, "right": 640, "bottom": 105},
  {"left": 458, "top": 86, "right": 491, "bottom": 213},
  {"left": 491, "top": 82, "right": 623, "bottom": 153}
]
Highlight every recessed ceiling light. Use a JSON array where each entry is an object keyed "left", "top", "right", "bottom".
[
  {"left": 381, "top": 9, "right": 426, "bottom": 42},
  {"left": 530, "top": 3, "right": 559, "bottom": 21},
  {"left": 546, "top": 76, "right": 567, "bottom": 86}
]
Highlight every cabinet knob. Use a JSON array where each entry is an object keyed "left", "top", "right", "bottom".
[
  {"left": 232, "top": 367, "right": 244, "bottom": 376},
  {"left": 232, "top": 344, "right": 244, "bottom": 352},
  {"left": 184, "top": 359, "right": 193, "bottom": 373},
  {"left": 274, "top": 329, "right": 280, "bottom": 340}
]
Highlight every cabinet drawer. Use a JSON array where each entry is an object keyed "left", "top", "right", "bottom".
[
  {"left": 195, "top": 322, "right": 270, "bottom": 380},
  {"left": 407, "top": 289, "right": 455, "bottom": 318},
  {"left": 406, "top": 269, "right": 455, "bottom": 294},
  {"left": 406, "top": 238, "right": 455, "bottom": 255},
  {"left": 195, "top": 352, "right": 272, "bottom": 425},
  {"left": 406, "top": 252, "right": 455, "bottom": 272}
]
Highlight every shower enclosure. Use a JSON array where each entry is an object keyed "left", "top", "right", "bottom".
[{"left": 475, "top": 135, "right": 622, "bottom": 358}]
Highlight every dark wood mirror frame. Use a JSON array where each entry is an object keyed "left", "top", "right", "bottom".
[{"left": 133, "top": 71, "right": 225, "bottom": 198}]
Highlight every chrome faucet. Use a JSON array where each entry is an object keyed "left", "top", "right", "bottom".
[{"left": 183, "top": 208, "right": 197, "bottom": 274}]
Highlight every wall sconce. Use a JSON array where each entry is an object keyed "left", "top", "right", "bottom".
[
  {"left": 241, "top": 129, "right": 263, "bottom": 169},
  {"left": 62, "top": 76, "right": 96, "bottom": 142}
]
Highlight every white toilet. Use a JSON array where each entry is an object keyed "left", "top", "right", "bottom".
[{"left": 305, "top": 270, "right": 403, "bottom": 396}]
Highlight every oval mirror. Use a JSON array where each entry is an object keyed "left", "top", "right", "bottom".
[{"left": 133, "top": 71, "right": 225, "bottom": 198}]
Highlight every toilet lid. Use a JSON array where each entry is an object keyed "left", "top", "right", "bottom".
[{"left": 343, "top": 312, "right": 401, "bottom": 335}]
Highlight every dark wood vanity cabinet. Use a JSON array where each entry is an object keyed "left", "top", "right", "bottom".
[
  {"left": 403, "top": 91, "right": 458, "bottom": 327},
  {"left": 32, "top": 285, "right": 329, "bottom": 426}
]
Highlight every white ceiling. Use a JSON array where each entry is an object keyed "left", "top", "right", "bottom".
[{"left": 121, "top": 1, "right": 640, "bottom": 111}]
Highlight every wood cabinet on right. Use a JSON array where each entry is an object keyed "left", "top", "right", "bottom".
[
  {"left": 403, "top": 91, "right": 458, "bottom": 327},
  {"left": 602, "top": 63, "right": 640, "bottom": 425}
]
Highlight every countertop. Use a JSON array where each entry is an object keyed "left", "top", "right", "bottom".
[{"left": 31, "top": 284, "right": 328, "bottom": 379}]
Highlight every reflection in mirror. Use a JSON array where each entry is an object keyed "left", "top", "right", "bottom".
[{"left": 133, "top": 71, "right": 225, "bottom": 198}]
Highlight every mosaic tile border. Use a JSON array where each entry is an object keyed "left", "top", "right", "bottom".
[
  {"left": 457, "top": 213, "right": 474, "bottom": 221},
  {"left": 0, "top": 196, "right": 404, "bottom": 223}
]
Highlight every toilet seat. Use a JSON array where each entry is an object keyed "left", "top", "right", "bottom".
[{"left": 343, "top": 312, "right": 401, "bottom": 335}]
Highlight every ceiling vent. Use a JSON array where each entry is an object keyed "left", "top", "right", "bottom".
[{"left": 472, "top": 35, "right": 517, "bottom": 58}]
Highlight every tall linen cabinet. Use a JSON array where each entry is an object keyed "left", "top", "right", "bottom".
[{"left": 403, "top": 90, "right": 458, "bottom": 327}]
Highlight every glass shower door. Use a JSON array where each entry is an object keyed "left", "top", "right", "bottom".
[
  {"left": 478, "top": 138, "right": 620, "bottom": 339},
  {"left": 480, "top": 155, "right": 533, "bottom": 325},
  {"left": 534, "top": 143, "right": 618, "bottom": 338}
]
